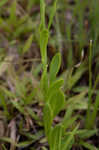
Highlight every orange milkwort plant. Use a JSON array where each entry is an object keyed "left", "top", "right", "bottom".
[{"left": 39, "top": 0, "right": 79, "bottom": 150}]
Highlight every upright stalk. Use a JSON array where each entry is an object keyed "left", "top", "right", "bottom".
[{"left": 86, "top": 40, "right": 93, "bottom": 129}]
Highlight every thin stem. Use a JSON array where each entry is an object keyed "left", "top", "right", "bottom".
[{"left": 86, "top": 40, "right": 93, "bottom": 129}]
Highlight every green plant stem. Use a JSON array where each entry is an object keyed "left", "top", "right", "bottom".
[{"left": 86, "top": 40, "right": 93, "bottom": 129}]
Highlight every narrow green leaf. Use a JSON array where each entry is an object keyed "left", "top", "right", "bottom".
[
  {"left": 46, "top": 79, "right": 64, "bottom": 100},
  {"left": 1, "top": 87, "right": 16, "bottom": 99},
  {"left": 1, "top": 144, "right": 7, "bottom": 150},
  {"left": 40, "top": 68, "right": 48, "bottom": 99},
  {"left": 0, "top": 91, "right": 9, "bottom": 117},
  {"left": 66, "top": 64, "right": 87, "bottom": 90},
  {"left": 67, "top": 91, "right": 86, "bottom": 107},
  {"left": 62, "top": 135, "right": 74, "bottom": 150},
  {"left": 43, "top": 103, "right": 53, "bottom": 139},
  {"left": 11, "top": 100, "right": 25, "bottom": 115},
  {"left": 0, "top": 137, "right": 33, "bottom": 148},
  {"left": 49, "top": 53, "right": 61, "bottom": 83},
  {"left": 40, "top": 29, "right": 49, "bottom": 69},
  {"left": 0, "top": 137, "right": 15, "bottom": 145},
  {"left": 25, "top": 89, "right": 36, "bottom": 105},
  {"left": 26, "top": 107, "right": 40, "bottom": 121},
  {"left": 48, "top": 0, "right": 58, "bottom": 29},
  {"left": 62, "top": 115, "right": 78, "bottom": 132},
  {"left": 18, "top": 130, "right": 43, "bottom": 141},
  {"left": 86, "top": 40, "right": 93, "bottom": 129},
  {"left": 40, "top": 0, "right": 46, "bottom": 29},
  {"left": 23, "top": 34, "right": 33, "bottom": 54},
  {"left": 76, "top": 129, "right": 97, "bottom": 139},
  {"left": 0, "top": 55, "right": 14, "bottom": 76},
  {"left": 80, "top": 141, "right": 98, "bottom": 150},
  {"left": 72, "top": 99, "right": 88, "bottom": 110},
  {"left": 42, "top": 147, "right": 47, "bottom": 150},
  {"left": 0, "top": 0, "right": 8, "bottom": 7},
  {"left": 89, "top": 93, "right": 99, "bottom": 128},
  {"left": 9, "top": 0, "right": 17, "bottom": 24},
  {"left": 62, "top": 107, "right": 73, "bottom": 122},
  {"left": 62, "top": 125, "right": 79, "bottom": 150},
  {"left": 15, "top": 141, "right": 33, "bottom": 148},
  {"left": 50, "top": 125, "right": 62, "bottom": 150}
]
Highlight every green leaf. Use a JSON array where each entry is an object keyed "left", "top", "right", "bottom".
[
  {"left": 0, "top": 137, "right": 16, "bottom": 145},
  {"left": 26, "top": 107, "right": 40, "bottom": 121},
  {"left": 1, "top": 144, "right": 7, "bottom": 150},
  {"left": 0, "top": 0, "right": 8, "bottom": 7},
  {"left": 40, "top": 0, "right": 46, "bottom": 29},
  {"left": 25, "top": 89, "right": 36, "bottom": 105},
  {"left": 1, "top": 87, "right": 16, "bottom": 99},
  {"left": 46, "top": 79, "right": 64, "bottom": 100},
  {"left": 48, "top": 89, "right": 65, "bottom": 118},
  {"left": 13, "top": 79, "right": 26, "bottom": 102},
  {"left": 62, "top": 107, "right": 73, "bottom": 121},
  {"left": 73, "top": 99, "right": 88, "bottom": 110},
  {"left": 66, "top": 91, "right": 86, "bottom": 108},
  {"left": 15, "top": 141, "right": 33, "bottom": 148},
  {"left": 0, "top": 137, "right": 33, "bottom": 148},
  {"left": 62, "top": 115, "right": 78, "bottom": 132},
  {"left": 40, "top": 68, "right": 48, "bottom": 99},
  {"left": 80, "top": 141, "right": 98, "bottom": 150},
  {"left": 40, "top": 29, "right": 49, "bottom": 68},
  {"left": 76, "top": 129, "right": 97, "bottom": 139},
  {"left": 43, "top": 103, "right": 53, "bottom": 139},
  {"left": 62, "top": 125, "right": 79, "bottom": 150},
  {"left": 49, "top": 53, "right": 61, "bottom": 83},
  {"left": 9, "top": 0, "right": 17, "bottom": 24},
  {"left": 0, "top": 90, "right": 9, "bottom": 117},
  {"left": 0, "top": 55, "right": 14, "bottom": 76},
  {"left": 11, "top": 100, "right": 25, "bottom": 115},
  {"left": 49, "top": 125, "right": 62, "bottom": 150},
  {"left": 62, "top": 135, "right": 74, "bottom": 150},
  {"left": 23, "top": 34, "right": 33, "bottom": 54},
  {"left": 42, "top": 147, "right": 47, "bottom": 150},
  {"left": 89, "top": 93, "right": 99, "bottom": 128},
  {"left": 19, "top": 130, "right": 43, "bottom": 141},
  {"left": 66, "top": 64, "right": 87, "bottom": 90},
  {"left": 48, "top": 0, "right": 58, "bottom": 29}
]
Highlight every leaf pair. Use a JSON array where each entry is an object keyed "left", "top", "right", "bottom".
[{"left": 40, "top": 52, "right": 61, "bottom": 99}]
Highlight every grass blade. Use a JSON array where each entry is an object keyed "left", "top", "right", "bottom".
[
  {"left": 49, "top": 52, "right": 61, "bottom": 83},
  {"left": 86, "top": 40, "right": 93, "bottom": 129},
  {"left": 0, "top": 0, "right": 8, "bottom": 7},
  {"left": 62, "top": 124, "right": 79, "bottom": 150},
  {"left": 23, "top": 34, "right": 33, "bottom": 54},
  {"left": 48, "top": 0, "right": 58, "bottom": 30},
  {"left": 50, "top": 125, "right": 62, "bottom": 150}
]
